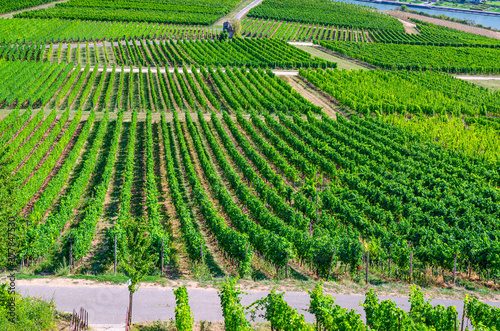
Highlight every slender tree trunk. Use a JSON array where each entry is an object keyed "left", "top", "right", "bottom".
[{"left": 128, "top": 290, "right": 133, "bottom": 325}]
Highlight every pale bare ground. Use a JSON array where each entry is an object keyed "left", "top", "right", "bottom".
[
  {"left": 462, "top": 79, "right": 500, "bottom": 91},
  {"left": 293, "top": 44, "right": 366, "bottom": 71},
  {"left": 387, "top": 10, "right": 500, "bottom": 40},
  {"left": 0, "top": 0, "right": 68, "bottom": 18},
  {"left": 282, "top": 75, "right": 338, "bottom": 118},
  {"left": 397, "top": 18, "right": 419, "bottom": 35}
]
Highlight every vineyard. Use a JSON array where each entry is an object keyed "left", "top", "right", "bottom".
[
  {"left": 385, "top": 114, "right": 500, "bottom": 164},
  {"left": 370, "top": 20, "right": 500, "bottom": 47},
  {"left": 241, "top": 18, "right": 370, "bottom": 42},
  {"left": 0, "top": 0, "right": 54, "bottom": 14},
  {"left": 247, "top": 0, "right": 404, "bottom": 32},
  {"left": 0, "top": 18, "right": 220, "bottom": 43},
  {"left": 318, "top": 40, "right": 500, "bottom": 73},
  {"left": 0, "top": 0, "right": 500, "bottom": 325},
  {"left": 299, "top": 69, "right": 500, "bottom": 116},
  {"left": 0, "top": 61, "right": 319, "bottom": 112},
  {"left": 0, "top": 39, "right": 334, "bottom": 69},
  {"left": 15, "top": 0, "right": 241, "bottom": 25},
  {"left": 1, "top": 109, "right": 499, "bottom": 287}
]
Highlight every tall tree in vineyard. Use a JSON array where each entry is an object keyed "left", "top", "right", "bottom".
[{"left": 119, "top": 216, "right": 158, "bottom": 324}]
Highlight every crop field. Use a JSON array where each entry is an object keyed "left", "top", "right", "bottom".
[
  {"left": 318, "top": 41, "right": 500, "bottom": 73},
  {"left": 241, "top": 18, "right": 370, "bottom": 42},
  {"left": 2, "top": 108, "right": 499, "bottom": 286},
  {"left": 0, "top": 61, "right": 319, "bottom": 113},
  {"left": 0, "top": 0, "right": 54, "bottom": 14},
  {"left": 15, "top": 0, "right": 241, "bottom": 25},
  {"left": 386, "top": 114, "right": 500, "bottom": 164},
  {"left": 299, "top": 69, "right": 500, "bottom": 116},
  {"left": 0, "top": 19, "right": 220, "bottom": 43},
  {"left": 370, "top": 21, "right": 500, "bottom": 47},
  {"left": 247, "top": 0, "right": 404, "bottom": 32},
  {"left": 0, "top": 39, "right": 334, "bottom": 69}
]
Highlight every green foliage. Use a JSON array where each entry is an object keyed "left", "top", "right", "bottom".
[
  {"left": 363, "top": 287, "right": 459, "bottom": 331},
  {"left": 370, "top": 20, "right": 500, "bottom": 47},
  {"left": 15, "top": 0, "right": 241, "bottom": 25},
  {"left": 241, "top": 19, "right": 367, "bottom": 42},
  {"left": 409, "top": 286, "right": 458, "bottom": 331},
  {"left": 0, "top": 0, "right": 54, "bottom": 14},
  {"left": 219, "top": 31, "right": 229, "bottom": 41},
  {"left": 300, "top": 68, "right": 500, "bottom": 116},
  {"left": 248, "top": 0, "right": 404, "bottom": 31},
  {"left": 309, "top": 282, "right": 367, "bottom": 330},
  {"left": 465, "top": 296, "right": 500, "bottom": 330},
  {"left": 174, "top": 287, "right": 194, "bottom": 331},
  {"left": 385, "top": 114, "right": 500, "bottom": 165},
  {"left": 218, "top": 279, "right": 252, "bottom": 331},
  {"left": 173, "top": 110, "right": 253, "bottom": 277},
  {"left": 251, "top": 288, "right": 313, "bottom": 331},
  {"left": 363, "top": 289, "right": 418, "bottom": 331},
  {"left": 0, "top": 59, "right": 326, "bottom": 113},
  {"left": 119, "top": 216, "right": 159, "bottom": 294},
  {"left": 0, "top": 283, "right": 56, "bottom": 331},
  {"left": 319, "top": 41, "right": 500, "bottom": 74}
]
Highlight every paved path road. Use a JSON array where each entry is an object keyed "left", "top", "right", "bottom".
[
  {"left": 18, "top": 284, "right": 500, "bottom": 326},
  {"left": 234, "top": 0, "right": 263, "bottom": 20}
]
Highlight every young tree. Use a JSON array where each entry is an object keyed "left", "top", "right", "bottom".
[
  {"left": 230, "top": 19, "right": 242, "bottom": 38},
  {"left": 119, "top": 216, "right": 158, "bottom": 325}
]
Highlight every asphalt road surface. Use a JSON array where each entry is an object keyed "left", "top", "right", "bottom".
[
  {"left": 18, "top": 284, "right": 500, "bottom": 326},
  {"left": 233, "top": 0, "right": 264, "bottom": 21}
]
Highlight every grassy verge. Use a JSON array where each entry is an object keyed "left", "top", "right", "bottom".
[{"left": 293, "top": 45, "right": 365, "bottom": 70}]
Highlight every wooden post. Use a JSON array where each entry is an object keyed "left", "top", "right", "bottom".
[
  {"left": 366, "top": 250, "right": 369, "bottom": 285},
  {"left": 326, "top": 247, "right": 337, "bottom": 281},
  {"left": 315, "top": 189, "right": 319, "bottom": 226},
  {"left": 461, "top": 303, "right": 466, "bottom": 331},
  {"left": 409, "top": 250, "right": 413, "bottom": 284},
  {"left": 388, "top": 244, "right": 392, "bottom": 277},
  {"left": 201, "top": 243, "right": 205, "bottom": 264},
  {"left": 453, "top": 251, "right": 457, "bottom": 285},
  {"left": 114, "top": 235, "right": 117, "bottom": 276},
  {"left": 69, "top": 234, "right": 73, "bottom": 272},
  {"left": 309, "top": 221, "right": 313, "bottom": 237},
  {"left": 161, "top": 238, "right": 164, "bottom": 277}
]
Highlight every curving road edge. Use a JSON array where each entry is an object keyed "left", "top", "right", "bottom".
[{"left": 233, "top": 0, "right": 264, "bottom": 21}]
